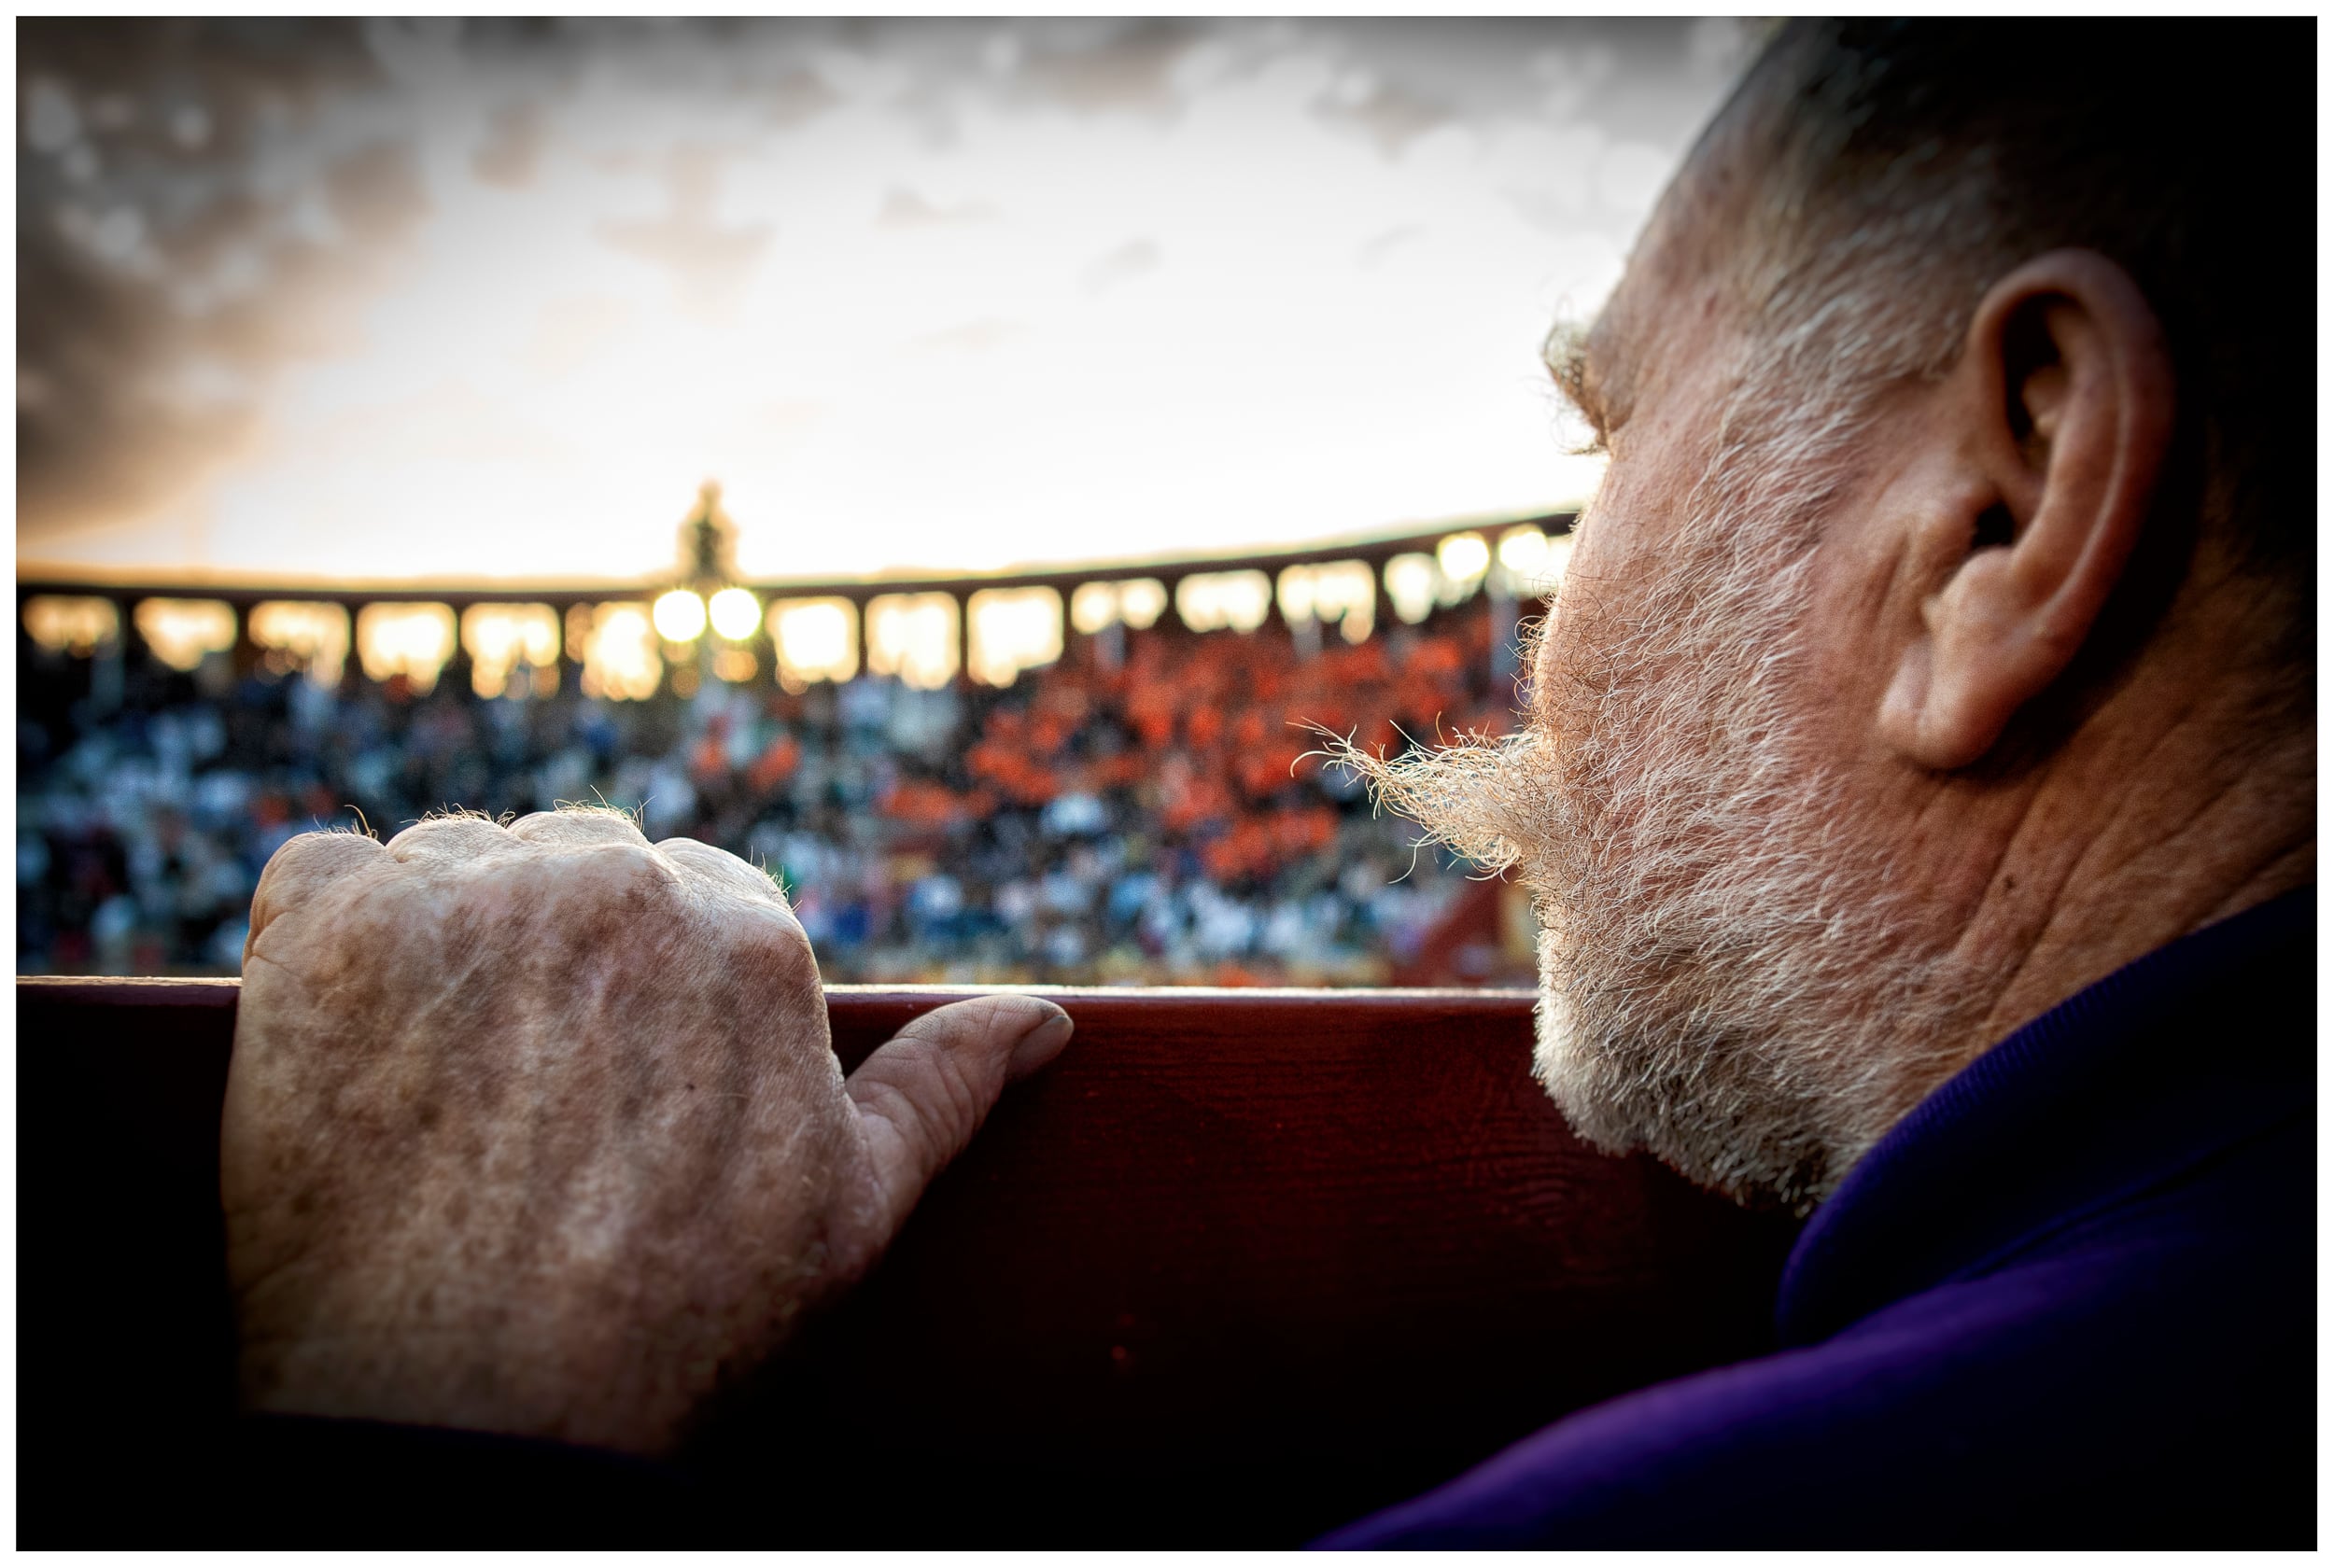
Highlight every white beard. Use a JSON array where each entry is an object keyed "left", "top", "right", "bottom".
[{"left": 1341, "top": 410, "right": 1984, "bottom": 1211}]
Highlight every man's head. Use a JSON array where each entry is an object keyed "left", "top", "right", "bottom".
[{"left": 1348, "top": 21, "right": 2313, "bottom": 1211}]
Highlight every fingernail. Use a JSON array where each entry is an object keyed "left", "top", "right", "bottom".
[{"left": 1016, "top": 1006, "right": 1075, "bottom": 1065}]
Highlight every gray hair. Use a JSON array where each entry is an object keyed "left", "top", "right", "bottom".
[{"left": 1723, "top": 21, "right": 2311, "bottom": 660}]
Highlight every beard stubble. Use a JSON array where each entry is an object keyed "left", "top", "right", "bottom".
[{"left": 1344, "top": 434, "right": 1981, "bottom": 1211}]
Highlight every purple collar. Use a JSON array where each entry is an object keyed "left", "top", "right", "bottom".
[{"left": 1775, "top": 886, "right": 2316, "bottom": 1347}]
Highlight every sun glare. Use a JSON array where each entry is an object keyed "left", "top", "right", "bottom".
[
  {"left": 865, "top": 593, "right": 960, "bottom": 691},
  {"left": 578, "top": 603, "right": 662, "bottom": 701},
  {"left": 1276, "top": 560, "right": 1376, "bottom": 646},
  {"left": 769, "top": 597, "right": 858, "bottom": 691},
  {"left": 1069, "top": 579, "right": 1169, "bottom": 635},
  {"left": 1174, "top": 572, "right": 1272, "bottom": 636},
  {"left": 22, "top": 596, "right": 119, "bottom": 656},
  {"left": 460, "top": 603, "right": 560, "bottom": 698},
  {"left": 252, "top": 601, "right": 353, "bottom": 687},
  {"left": 1436, "top": 533, "right": 1492, "bottom": 595},
  {"left": 966, "top": 587, "right": 1065, "bottom": 689},
  {"left": 134, "top": 599, "right": 237, "bottom": 671},
  {"left": 1385, "top": 554, "right": 1438, "bottom": 626},
  {"left": 353, "top": 603, "right": 453, "bottom": 692},
  {"left": 653, "top": 590, "right": 709, "bottom": 645},
  {"left": 707, "top": 587, "right": 761, "bottom": 642}
]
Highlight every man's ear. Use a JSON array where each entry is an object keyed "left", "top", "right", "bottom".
[{"left": 1877, "top": 249, "right": 2176, "bottom": 770}]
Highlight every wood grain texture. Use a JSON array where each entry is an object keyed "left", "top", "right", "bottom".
[{"left": 17, "top": 977, "right": 1800, "bottom": 1546}]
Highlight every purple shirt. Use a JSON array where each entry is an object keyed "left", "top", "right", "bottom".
[{"left": 1319, "top": 888, "right": 2316, "bottom": 1547}]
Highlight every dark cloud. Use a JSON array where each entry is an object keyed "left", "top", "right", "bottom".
[
  {"left": 471, "top": 101, "right": 548, "bottom": 189},
  {"left": 764, "top": 68, "right": 839, "bottom": 130},
  {"left": 16, "top": 210, "right": 255, "bottom": 545},
  {"left": 18, "top": 17, "right": 1753, "bottom": 555},
  {"left": 325, "top": 142, "right": 431, "bottom": 246},
  {"left": 17, "top": 18, "right": 388, "bottom": 538},
  {"left": 1008, "top": 20, "right": 1202, "bottom": 116},
  {"left": 1299, "top": 18, "right": 1755, "bottom": 152}
]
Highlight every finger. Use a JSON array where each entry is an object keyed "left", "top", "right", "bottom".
[
  {"left": 656, "top": 837, "right": 789, "bottom": 909},
  {"left": 508, "top": 806, "right": 650, "bottom": 850},
  {"left": 843, "top": 995, "right": 1074, "bottom": 1242},
  {"left": 248, "top": 830, "right": 386, "bottom": 949}
]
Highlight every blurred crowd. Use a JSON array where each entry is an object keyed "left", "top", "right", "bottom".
[{"left": 18, "top": 600, "right": 1526, "bottom": 986}]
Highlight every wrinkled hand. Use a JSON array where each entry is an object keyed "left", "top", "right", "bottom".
[{"left": 223, "top": 806, "right": 1071, "bottom": 1455}]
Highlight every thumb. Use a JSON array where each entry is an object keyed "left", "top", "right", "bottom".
[{"left": 843, "top": 994, "right": 1073, "bottom": 1248}]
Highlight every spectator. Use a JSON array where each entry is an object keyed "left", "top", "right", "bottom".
[{"left": 16, "top": 592, "right": 1530, "bottom": 987}]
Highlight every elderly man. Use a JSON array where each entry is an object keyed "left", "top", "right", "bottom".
[{"left": 221, "top": 21, "right": 2312, "bottom": 1547}]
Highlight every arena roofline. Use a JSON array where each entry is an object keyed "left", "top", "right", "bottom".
[{"left": 13, "top": 510, "right": 1576, "bottom": 607}]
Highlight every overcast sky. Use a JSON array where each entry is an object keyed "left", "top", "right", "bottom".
[{"left": 18, "top": 18, "right": 1758, "bottom": 587}]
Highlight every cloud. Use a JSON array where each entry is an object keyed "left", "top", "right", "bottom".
[
  {"left": 751, "top": 398, "right": 829, "bottom": 453},
  {"left": 1318, "top": 77, "right": 1452, "bottom": 159},
  {"left": 15, "top": 18, "right": 395, "bottom": 538},
  {"left": 765, "top": 66, "right": 839, "bottom": 128},
  {"left": 598, "top": 145, "right": 773, "bottom": 322},
  {"left": 471, "top": 101, "right": 547, "bottom": 189},
  {"left": 324, "top": 141, "right": 432, "bottom": 245},
  {"left": 876, "top": 186, "right": 998, "bottom": 229},
  {"left": 1527, "top": 40, "right": 1623, "bottom": 122},
  {"left": 519, "top": 295, "right": 636, "bottom": 377},
  {"left": 16, "top": 219, "right": 258, "bottom": 546},
  {"left": 1009, "top": 20, "right": 1201, "bottom": 115},
  {"left": 1594, "top": 141, "right": 1671, "bottom": 214},
  {"left": 909, "top": 318, "right": 1024, "bottom": 355},
  {"left": 17, "top": 18, "right": 1736, "bottom": 575},
  {"left": 1685, "top": 18, "right": 1765, "bottom": 82},
  {"left": 1081, "top": 238, "right": 1160, "bottom": 295},
  {"left": 1357, "top": 224, "right": 1425, "bottom": 269}
]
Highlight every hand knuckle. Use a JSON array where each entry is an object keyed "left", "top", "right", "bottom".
[
  {"left": 265, "top": 830, "right": 337, "bottom": 872},
  {"left": 738, "top": 905, "right": 819, "bottom": 973},
  {"left": 571, "top": 842, "right": 682, "bottom": 906}
]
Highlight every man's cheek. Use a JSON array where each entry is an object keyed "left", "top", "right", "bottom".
[
  {"left": 1529, "top": 588, "right": 1603, "bottom": 737},
  {"left": 1529, "top": 576, "right": 1586, "bottom": 708}
]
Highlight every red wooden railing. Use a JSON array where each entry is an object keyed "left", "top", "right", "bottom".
[{"left": 16, "top": 977, "right": 1800, "bottom": 1545}]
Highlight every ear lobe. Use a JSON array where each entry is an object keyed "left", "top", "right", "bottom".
[{"left": 1877, "top": 249, "right": 2176, "bottom": 771}]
